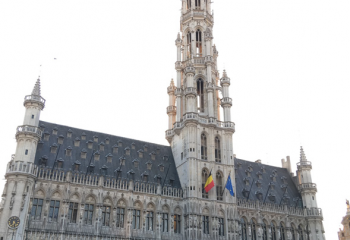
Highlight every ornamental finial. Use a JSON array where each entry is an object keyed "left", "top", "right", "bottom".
[
  {"left": 300, "top": 146, "right": 307, "bottom": 162},
  {"left": 32, "top": 77, "right": 41, "bottom": 96}
]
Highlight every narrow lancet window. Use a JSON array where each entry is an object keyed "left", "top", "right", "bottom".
[
  {"left": 196, "top": 29, "right": 202, "bottom": 57},
  {"left": 195, "top": 0, "right": 201, "bottom": 9},
  {"left": 216, "top": 172, "right": 223, "bottom": 200},
  {"left": 187, "top": 0, "right": 191, "bottom": 10},
  {"left": 187, "top": 32, "right": 192, "bottom": 59},
  {"left": 200, "top": 133, "right": 207, "bottom": 160},
  {"left": 215, "top": 136, "right": 221, "bottom": 162},
  {"left": 197, "top": 79, "right": 204, "bottom": 112}
]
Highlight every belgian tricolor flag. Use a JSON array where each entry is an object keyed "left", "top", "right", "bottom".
[{"left": 204, "top": 172, "right": 215, "bottom": 193}]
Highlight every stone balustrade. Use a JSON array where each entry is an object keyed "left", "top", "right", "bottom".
[
  {"left": 24, "top": 94, "right": 46, "bottom": 107},
  {"left": 181, "top": 10, "right": 213, "bottom": 23},
  {"left": 306, "top": 208, "right": 323, "bottom": 218},
  {"left": 297, "top": 161, "right": 312, "bottom": 170},
  {"left": 167, "top": 106, "right": 177, "bottom": 114},
  {"left": 221, "top": 97, "right": 232, "bottom": 107},
  {"left": 16, "top": 125, "right": 42, "bottom": 139},
  {"left": 298, "top": 183, "right": 317, "bottom": 192},
  {"left": 184, "top": 87, "right": 197, "bottom": 96},
  {"left": 6, "top": 161, "right": 38, "bottom": 176}
]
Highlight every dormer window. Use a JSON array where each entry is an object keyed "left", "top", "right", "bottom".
[
  {"left": 270, "top": 175, "right": 276, "bottom": 182},
  {"left": 156, "top": 175, "right": 162, "bottom": 184},
  {"left": 131, "top": 143, "right": 136, "bottom": 150},
  {"left": 159, "top": 164, "right": 165, "bottom": 172},
  {"left": 281, "top": 176, "right": 288, "bottom": 184},
  {"left": 150, "top": 152, "right": 156, "bottom": 160},
  {"left": 58, "top": 135, "right": 64, "bottom": 145},
  {"left": 256, "top": 180, "right": 262, "bottom": 188},
  {"left": 105, "top": 138, "right": 110, "bottom": 145},
  {"left": 255, "top": 191, "right": 263, "bottom": 201},
  {"left": 248, "top": 165, "right": 253, "bottom": 171},
  {"left": 256, "top": 171, "right": 263, "bottom": 179},
  {"left": 87, "top": 140, "right": 93, "bottom": 149},
  {"left": 99, "top": 142, "right": 105, "bottom": 151},
  {"left": 87, "top": 163, "right": 95, "bottom": 173},
  {"left": 74, "top": 161, "right": 81, "bottom": 171},
  {"left": 245, "top": 170, "right": 251, "bottom": 177},
  {"left": 169, "top": 179, "right": 174, "bottom": 186},
  {"left": 138, "top": 150, "right": 144, "bottom": 158},
  {"left": 269, "top": 182, "right": 275, "bottom": 190},
  {"left": 268, "top": 193, "right": 276, "bottom": 202},
  {"left": 282, "top": 197, "right": 290, "bottom": 205},
  {"left": 242, "top": 188, "right": 250, "bottom": 198},
  {"left": 106, "top": 154, "right": 113, "bottom": 163},
  {"left": 237, "top": 162, "right": 242, "bottom": 168},
  {"left": 81, "top": 149, "right": 87, "bottom": 159},
  {"left": 67, "top": 129, "right": 73, "bottom": 138},
  {"left": 147, "top": 162, "right": 152, "bottom": 170},
  {"left": 119, "top": 157, "right": 125, "bottom": 166},
  {"left": 101, "top": 165, "right": 108, "bottom": 175},
  {"left": 81, "top": 133, "right": 86, "bottom": 141},
  {"left": 52, "top": 127, "right": 58, "bottom": 135},
  {"left": 261, "top": 166, "right": 266, "bottom": 173},
  {"left": 281, "top": 184, "right": 287, "bottom": 191},
  {"left": 244, "top": 178, "right": 250, "bottom": 186},
  {"left": 94, "top": 151, "right": 100, "bottom": 161},
  {"left": 141, "top": 172, "right": 149, "bottom": 182},
  {"left": 74, "top": 138, "right": 80, "bottom": 147},
  {"left": 113, "top": 145, "right": 119, "bottom": 154},
  {"left": 66, "top": 147, "right": 72, "bottom": 156},
  {"left": 93, "top": 136, "right": 98, "bottom": 143},
  {"left": 125, "top": 147, "right": 130, "bottom": 156},
  {"left": 163, "top": 156, "right": 169, "bottom": 161},
  {"left": 44, "top": 132, "right": 50, "bottom": 141},
  {"left": 118, "top": 140, "right": 123, "bottom": 147},
  {"left": 51, "top": 144, "right": 58, "bottom": 154},
  {"left": 57, "top": 159, "right": 64, "bottom": 168},
  {"left": 40, "top": 156, "right": 48, "bottom": 166},
  {"left": 128, "top": 170, "right": 135, "bottom": 179},
  {"left": 156, "top": 148, "right": 160, "bottom": 154},
  {"left": 143, "top": 145, "right": 148, "bottom": 152},
  {"left": 133, "top": 159, "right": 139, "bottom": 168}
]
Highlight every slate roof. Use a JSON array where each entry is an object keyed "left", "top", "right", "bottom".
[
  {"left": 35, "top": 121, "right": 181, "bottom": 188},
  {"left": 234, "top": 158, "right": 303, "bottom": 207}
]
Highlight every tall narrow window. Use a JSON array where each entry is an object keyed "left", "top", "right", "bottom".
[
  {"left": 202, "top": 216, "right": 209, "bottom": 234},
  {"left": 174, "top": 215, "right": 181, "bottom": 234},
  {"left": 187, "top": 32, "right": 192, "bottom": 59},
  {"left": 251, "top": 220, "right": 257, "bottom": 240},
  {"left": 216, "top": 172, "right": 223, "bottom": 201},
  {"left": 299, "top": 225, "right": 304, "bottom": 240},
  {"left": 196, "top": 29, "right": 202, "bottom": 57},
  {"left": 241, "top": 218, "right": 247, "bottom": 240},
  {"left": 68, "top": 203, "right": 79, "bottom": 223},
  {"left": 195, "top": 0, "right": 201, "bottom": 8},
  {"left": 116, "top": 207, "right": 125, "bottom": 228},
  {"left": 84, "top": 204, "right": 94, "bottom": 225},
  {"left": 215, "top": 137, "right": 221, "bottom": 162},
  {"left": 31, "top": 198, "right": 44, "bottom": 220},
  {"left": 146, "top": 211, "right": 154, "bottom": 231},
  {"left": 132, "top": 210, "right": 141, "bottom": 229},
  {"left": 197, "top": 80, "right": 204, "bottom": 113},
  {"left": 102, "top": 206, "right": 111, "bottom": 226},
  {"left": 218, "top": 218, "right": 224, "bottom": 236},
  {"left": 280, "top": 223, "right": 286, "bottom": 240},
  {"left": 200, "top": 133, "right": 207, "bottom": 160},
  {"left": 187, "top": 0, "right": 191, "bottom": 10},
  {"left": 201, "top": 169, "right": 209, "bottom": 198},
  {"left": 291, "top": 226, "right": 296, "bottom": 240},
  {"left": 48, "top": 200, "right": 60, "bottom": 222},
  {"left": 262, "top": 221, "right": 268, "bottom": 240},
  {"left": 271, "top": 222, "right": 277, "bottom": 240},
  {"left": 162, "top": 213, "right": 168, "bottom": 232}
]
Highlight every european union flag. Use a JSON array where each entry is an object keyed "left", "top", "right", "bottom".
[{"left": 225, "top": 174, "right": 235, "bottom": 197}]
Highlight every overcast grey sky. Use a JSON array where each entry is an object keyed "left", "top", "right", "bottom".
[{"left": 0, "top": 0, "right": 349, "bottom": 238}]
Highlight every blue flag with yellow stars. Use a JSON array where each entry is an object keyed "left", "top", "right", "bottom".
[{"left": 225, "top": 174, "right": 235, "bottom": 196}]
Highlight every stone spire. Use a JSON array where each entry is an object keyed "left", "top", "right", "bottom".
[
  {"left": 300, "top": 146, "right": 307, "bottom": 162},
  {"left": 222, "top": 69, "right": 228, "bottom": 78},
  {"left": 32, "top": 78, "right": 41, "bottom": 96}
]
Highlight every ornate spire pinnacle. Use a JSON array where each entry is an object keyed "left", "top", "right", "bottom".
[
  {"left": 300, "top": 146, "right": 307, "bottom": 162},
  {"left": 222, "top": 70, "right": 228, "bottom": 78},
  {"left": 170, "top": 79, "right": 175, "bottom": 87},
  {"left": 32, "top": 77, "right": 41, "bottom": 96}
]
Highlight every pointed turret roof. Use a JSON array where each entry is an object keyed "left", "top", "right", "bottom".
[
  {"left": 222, "top": 70, "right": 228, "bottom": 78},
  {"left": 32, "top": 78, "right": 41, "bottom": 96},
  {"left": 300, "top": 146, "right": 307, "bottom": 162}
]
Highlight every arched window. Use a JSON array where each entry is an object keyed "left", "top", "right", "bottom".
[
  {"left": 195, "top": 0, "right": 201, "bottom": 8},
  {"left": 216, "top": 172, "right": 223, "bottom": 201},
  {"left": 241, "top": 218, "right": 247, "bottom": 240},
  {"left": 215, "top": 136, "right": 221, "bottom": 162},
  {"left": 200, "top": 133, "right": 207, "bottom": 160},
  {"left": 262, "top": 221, "right": 268, "bottom": 240},
  {"left": 196, "top": 29, "right": 202, "bottom": 57},
  {"left": 202, "top": 169, "right": 209, "bottom": 198},
  {"left": 187, "top": 31, "right": 192, "bottom": 59},
  {"left": 291, "top": 225, "right": 296, "bottom": 240},
  {"left": 187, "top": 0, "right": 191, "bottom": 10},
  {"left": 271, "top": 222, "right": 276, "bottom": 240},
  {"left": 197, "top": 79, "right": 204, "bottom": 113},
  {"left": 251, "top": 219, "right": 257, "bottom": 240},
  {"left": 280, "top": 223, "right": 285, "bottom": 240},
  {"left": 299, "top": 225, "right": 304, "bottom": 240}
]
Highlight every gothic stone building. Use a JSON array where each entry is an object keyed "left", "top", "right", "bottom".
[
  {"left": 0, "top": 0, "right": 325, "bottom": 240},
  {"left": 338, "top": 203, "right": 350, "bottom": 240}
]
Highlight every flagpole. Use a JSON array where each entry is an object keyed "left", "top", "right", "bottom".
[
  {"left": 263, "top": 183, "right": 271, "bottom": 203},
  {"left": 221, "top": 171, "right": 231, "bottom": 196},
  {"left": 161, "top": 164, "right": 171, "bottom": 189}
]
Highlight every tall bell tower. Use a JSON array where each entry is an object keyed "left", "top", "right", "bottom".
[{"left": 166, "top": 0, "right": 236, "bottom": 238}]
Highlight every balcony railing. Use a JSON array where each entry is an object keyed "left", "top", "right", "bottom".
[
  {"left": 297, "top": 161, "right": 312, "bottom": 169},
  {"left": 167, "top": 106, "right": 177, "bottom": 114},
  {"left": 298, "top": 183, "right": 317, "bottom": 191},
  {"left": 221, "top": 97, "right": 232, "bottom": 106},
  {"left": 306, "top": 208, "right": 323, "bottom": 217},
  {"left": 6, "top": 161, "right": 38, "bottom": 176},
  {"left": 16, "top": 125, "right": 42, "bottom": 138},
  {"left": 24, "top": 95, "right": 46, "bottom": 105}
]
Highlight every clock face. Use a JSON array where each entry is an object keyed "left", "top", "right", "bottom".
[{"left": 8, "top": 216, "right": 20, "bottom": 229}]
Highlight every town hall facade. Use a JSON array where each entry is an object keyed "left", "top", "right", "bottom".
[{"left": 0, "top": 0, "right": 325, "bottom": 239}]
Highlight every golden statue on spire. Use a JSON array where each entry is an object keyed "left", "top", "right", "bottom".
[{"left": 346, "top": 199, "right": 350, "bottom": 209}]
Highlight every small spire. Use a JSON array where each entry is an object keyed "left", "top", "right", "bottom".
[
  {"left": 170, "top": 79, "right": 175, "bottom": 87},
  {"left": 32, "top": 77, "right": 41, "bottom": 96},
  {"left": 177, "top": 32, "right": 181, "bottom": 41},
  {"left": 300, "top": 146, "right": 307, "bottom": 162},
  {"left": 222, "top": 70, "right": 228, "bottom": 78}
]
